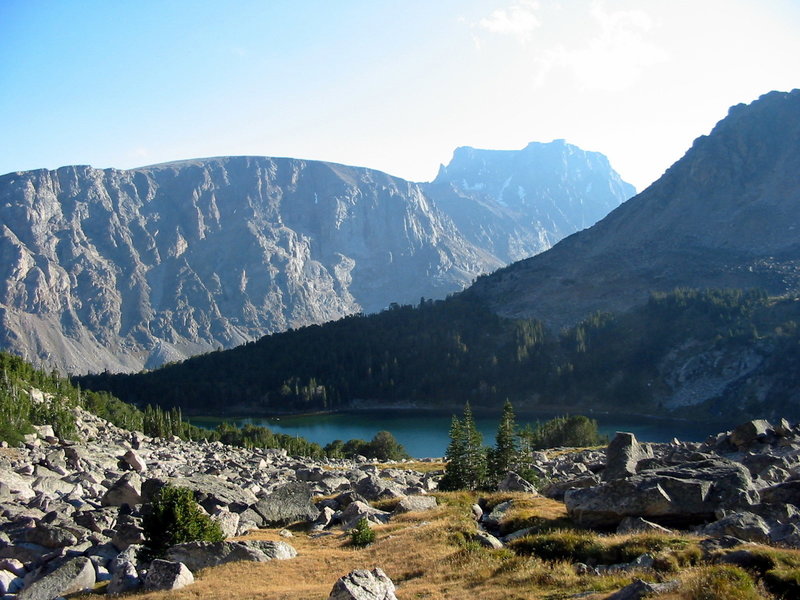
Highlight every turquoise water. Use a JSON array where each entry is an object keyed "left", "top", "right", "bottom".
[{"left": 189, "top": 410, "right": 729, "bottom": 458}]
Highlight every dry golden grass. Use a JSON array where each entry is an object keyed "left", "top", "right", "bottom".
[{"left": 108, "top": 494, "right": 640, "bottom": 600}]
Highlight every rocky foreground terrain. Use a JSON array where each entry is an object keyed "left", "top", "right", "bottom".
[{"left": 2, "top": 409, "right": 800, "bottom": 599}]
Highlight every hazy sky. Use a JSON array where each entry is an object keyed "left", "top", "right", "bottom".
[{"left": 1, "top": 0, "right": 798, "bottom": 191}]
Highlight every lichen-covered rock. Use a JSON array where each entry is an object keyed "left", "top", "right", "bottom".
[
  {"left": 18, "top": 556, "right": 95, "bottom": 600},
  {"left": 328, "top": 568, "right": 397, "bottom": 600},
  {"left": 144, "top": 559, "right": 193, "bottom": 591}
]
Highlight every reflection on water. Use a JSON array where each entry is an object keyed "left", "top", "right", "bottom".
[{"left": 189, "top": 410, "right": 731, "bottom": 458}]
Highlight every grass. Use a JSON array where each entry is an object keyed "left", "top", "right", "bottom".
[{"left": 72, "top": 495, "right": 800, "bottom": 600}]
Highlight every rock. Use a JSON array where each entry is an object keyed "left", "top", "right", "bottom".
[
  {"left": 144, "top": 559, "right": 194, "bottom": 591},
  {"left": 121, "top": 449, "right": 146, "bottom": 473},
  {"left": 729, "top": 420, "right": 773, "bottom": 449},
  {"left": 252, "top": 482, "right": 319, "bottom": 526},
  {"left": 482, "top": 500, "right": 513, "bottom": 528},
  {"left": 0, "top": 569, "right": 24, "bottom": 595},
  {"left": 760, "top": 480, "right": 800, "bottom": 506},
  {"left": 166, "top": 540, "right": 296, "bottom": 571},
  {"left": 603, "top": 432, "right": 655, "bottom": 482},
  {"left": 340, "top": 501, "right": 391, "bottom": 529},
  {"left": 392, "top": 496, "right": 437, "bottom": 514},
  {"left": 355, "top": 476, "right": 405, "bottom": 501},
  {"left": 107, "top": 560, "right": 140, "bottom": 595},
  {"left": 471, "top": 504, "right": 483, "bottom": 520},
  {"left": 497, "top": 471, "right": 538, "bottom": 493},
  {"left": 472, "top": 531, "right": 503, "bottom": 549},
  {"left": 211, "top": 508, "right": 239, "bottom": 538},
  {"left": 606, "top": 578, "right": 679, "bottom": 600},
  {"left": 541, "top": 474, "right": 599, "bottom": 500},
  {"left": 148, "top": 475, "right": 258, "bottom": 513},
  {"left": 616, "top": 516, "right": 673, "bottom": 535},
  {"left": 327, "top": 567, "right": 397, "bottom": 600},
  {"left": 101, "top": 473, "right": 142, "bottom": 507},
  {"left": 243, "top": 540, "right": 297, "bottom": 560},
  {"left": 17, "top": 556, "right": 95, "bottom": 600},
  {"left": 20, "top": 523, "right": 78, "bottom": 549},
  {"left": 565, "top": 459, "right": 756, "bottom": 528},
  {"left": 703, "top": 511, "right": 771, "bottom": 544},
  {"left": 312, "top": 506, "right": 336, "bottom": 531}
]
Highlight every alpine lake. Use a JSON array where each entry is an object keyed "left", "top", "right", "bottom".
[{"left": 189, "top": 409, "right": 730, "bottom": 458}]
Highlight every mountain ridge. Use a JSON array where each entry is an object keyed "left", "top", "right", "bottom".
[{"left": 0, "top": 146, "right": 632, "bottom": 373}]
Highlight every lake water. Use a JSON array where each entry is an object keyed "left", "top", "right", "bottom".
[{"left": 189, "top": 410, "right": 730, "bottom": 458}]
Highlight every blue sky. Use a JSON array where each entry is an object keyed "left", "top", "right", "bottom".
[{"left": 1, "top": 0, "right": 798, "bottom": 191}]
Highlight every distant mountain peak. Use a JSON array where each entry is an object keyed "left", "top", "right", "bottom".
[{"left": 468, "top": 89, "right": 800, "bottom": 329}]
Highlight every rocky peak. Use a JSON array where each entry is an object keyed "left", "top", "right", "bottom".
[
  {"left": 468, "top": 89, "right": 800, "bottom": 329},
  {"left": 427, "top": 140, "right": 635, "bottom": 263}
]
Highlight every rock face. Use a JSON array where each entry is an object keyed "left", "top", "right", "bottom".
[
  {"left": 425, "top": 140, "right": 634, "bottom": 263},
  {"left": 469, "top": 90, "right": 800, "bottom": 331},
  {"left": 0, "top": 147, "right": 631, "bottom": 374}
]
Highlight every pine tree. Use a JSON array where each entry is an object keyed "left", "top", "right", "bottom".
[
  {"left": 488, "top": 399, "right": 518, "bottom": 485},
  {"left": 461, "top": 402, "right": 487, "bottom": 490},
  {"left": 439, "top": 415, "right": 466, "bottom": 491}
]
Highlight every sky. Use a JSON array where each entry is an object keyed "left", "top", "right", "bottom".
[{"left": 1, "top": 1, "right": 798, "bottom": 192}]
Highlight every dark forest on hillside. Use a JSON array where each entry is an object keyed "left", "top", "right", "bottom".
[{"left": 78, "top": 289, "right": 800, "bottom": 421}]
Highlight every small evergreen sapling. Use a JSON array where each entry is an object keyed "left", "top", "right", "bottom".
[
  {"left": 350, "top": 517, "right": 376, "bottom": 546},
  {"left": 141, "top": 485, "right": 224, "bottom": 561}
]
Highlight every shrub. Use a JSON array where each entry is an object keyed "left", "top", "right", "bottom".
[
  {"left": 140, "top": 485, "right": 224, "bottom": 561},
  {"left": 350, "top": 517, "right": 376, "bottom": 547},
  {"left": 519, "top": 415, "right": 605, "bottom": 451},
  {"left": 510, "top": 530, "right": 603, "bottom": 562},
  {"left": 683, "top": 565, "right": 762, "bottom": 600}
]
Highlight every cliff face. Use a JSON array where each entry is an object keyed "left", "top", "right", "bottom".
[
  {"left": 0, "top": 141, "right": 633, "bottom": 374},
  {"left": 0, "top": 157, "right": 499, "bottom": 373},
  {"left": 427, "top": 140, "right": 635, "bottom": 263},
  {"left": 468, "top": 90, "right": 800, "bottom": 329}
]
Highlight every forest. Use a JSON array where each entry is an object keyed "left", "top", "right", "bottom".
[{"left": 77, "top": 288, "right": 800, "bottom": 421}]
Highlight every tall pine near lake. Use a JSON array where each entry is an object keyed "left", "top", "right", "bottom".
[{"left": 440, "top": 402, "right": 487, "bottom": 491}]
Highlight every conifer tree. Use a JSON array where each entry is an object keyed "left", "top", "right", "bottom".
[
  {"left": 488, "top": 399, "right": 518, "bottom": 485},
  {"left": 461, "top": 402, "right": 487, "bottom": 490},
  {"left": 439, "top": 414, "right": 466, "bottom": 491}
]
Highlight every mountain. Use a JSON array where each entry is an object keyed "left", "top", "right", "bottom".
[
  {"left": 468, "top": 90, "right": 800, "bottom": 330},
  {"left": 0, "top": 148, "right": 630, "bottom": 374},
  {"left": 76, "top": 90, "right": 800, "bottom": 421},
  {"left": 426, "top": 140, "right": 635, "bottom": 263}
]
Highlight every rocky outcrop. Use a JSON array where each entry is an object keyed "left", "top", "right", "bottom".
[
  {"left": 426, "top": 140, "right": 634, "bottom": 263},
  {"left": 0, "top": 145, "right": 631, "bottom": 374}
]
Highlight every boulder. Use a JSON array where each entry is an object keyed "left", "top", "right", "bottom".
[
  {"left": 729, "top": 420, "right": 773, "bottom": 449},
  {"left": 760, "top": 480, "right": 800, "bottom": 506},
  {"left": 312, "top": 506, "right": 336, "bottom": 531},
  {"left": 0, "top": 568, "right": 24, "bottom": 595},
  {"left": 602, "top": 432, "right": 654, "bottom": 482},
  {"left": 328, "top": 568, "right": 397, "bottom": 600},
  {"left": 566, "top": 459, "right": 756, "bottom": 528},
  {"left": 101, "top": 472, "right": 142, "bottom": 507},
  {"left": 606, "top": 578, "right": 679, "bottom": 600},
  {"left": 392, "top": 496, "right": 437, "bottom": 515},
  {"left": 145, "top": 475, "right": 258, "bottom": 513},
  {"left": 482, "top": 500, "right": 513, "bottom": 529},
  {"left": 243, "top": 540, "right": 297, "bottom": 560},
  {"left": 166, "top": 540, "right": 296, "bottom": 571},
  {"left": 252, "top": 482, "right": 319, "bottom": 526},
  {"left": 18, "top": 556, "right": 95, "bottom": 600},
  {"left": 472, "top": 531, "right": 503, "bottom": 549},
  {"left": 107, "top": 561, "right": 140, "bottom": 595},
  {"left": 340, "top": 501, "right": 391, "bottom": 529},
  {"left": 703, "top": 511, "right": 771, "bottom": 544},
  {"left": 20, "top": 523, "right": 78, "bottom": 549},
  {"left": 144, "top": 559, "right": 193, "bottom": 591},
  {"left": 616, "top": 516, "right": 673, "bottom": 535},
  {"left": 497, "top": 471, "right": 538, "bottom": 493},
  {"left": 121, "top": 449, "right": 146, "bottom": 473}
]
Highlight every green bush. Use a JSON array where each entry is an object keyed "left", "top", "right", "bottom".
[
  {"left": 140, "top": 485, "right": 225, "bottom": 561},
  {"left": 684, "top": 565, "right": 762, "bottom": 600},
  {"left": 350, "top": 517, "right": 376, "bottom": 547},
  {"left": 509, "top": 530, "right": 603, "bottom": 562},
  {"left": 519, "top": 415, "right": 605, "bottom": 450}
]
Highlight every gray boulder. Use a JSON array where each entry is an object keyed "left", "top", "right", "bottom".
[
  {"left": 328, "top": 567, "right": 397, "bottom": 600},
  {"left": 606, "top": 578, "right": 679, "bottom": 600},
  {"left": 760, "top": 480, "right": 800, "bottom": 506},
  {"left": 616, "top": 516, "right": 672, "bottom": 535},
  {"left": 18, "top": 556, "right": 95, "bottom": 600},
  {"left": 20, "top": 523, "right": 78, "bottom": 549},
  {"left": 145, "top": 475, "right": 258, "bottom": 513},
  {"left": 101, "top": 472, "right": 142, "bottom": 507},
  {"left": 392, "top": 496, "right": 437, "bottom": 515},
  {"left": 729, "top": 419, "right": 773, "bottom": 449},
  {"left": 166, "top": 540, "right": 295, "bottom": 571},
  {"left": 497, "top": 471, "right": 537, "bottom": 493},
  {"left": 252, "top": 482, "right": 319, "bottom": 526},
  {"left": 703, "top": 511, "right": 771, "bottom": 544},
  {"left": 566, "top": 459, "right": 756, "bottom": 528},
  {"left": 144, "top": 559, "right": 193, "bottom": 591},
  {"left": 107, "top": 561, "right": 140, "bottom": 595},
  {"left": 340, "top": 501, "right": 391, "bottom": 529},
  {"left": 602, "top": 432, "right": 654, "bottom": 481}
]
